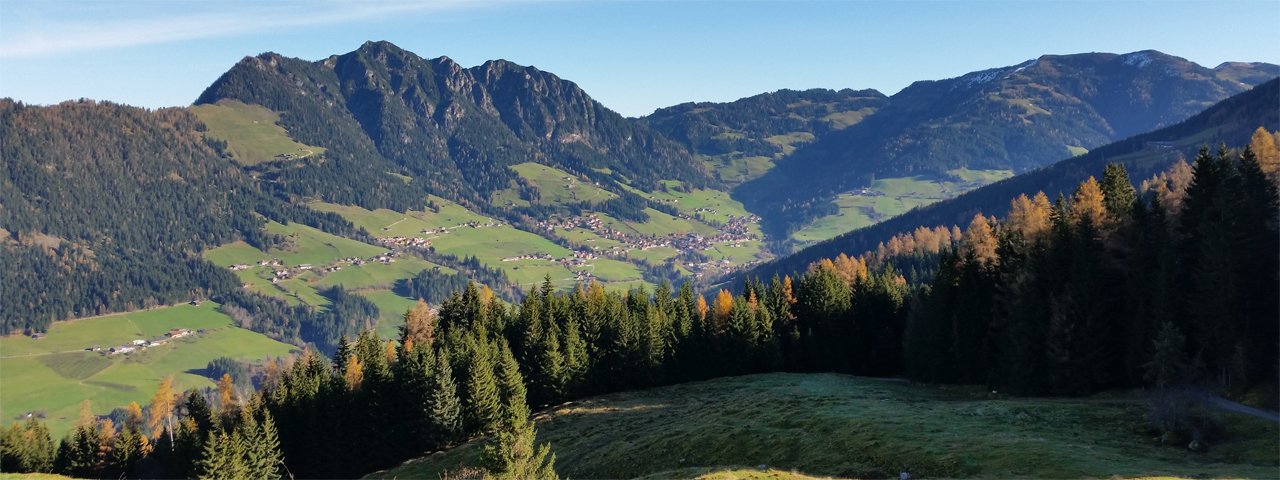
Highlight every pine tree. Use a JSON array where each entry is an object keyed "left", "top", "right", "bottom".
[
  {"left": 482, "top": 341, "right": 558, "bottom": 480},
  {"left": 1, "top": 417, "right": 55, "bottom": 473},
  {"left": 241, "top": 409, "right": 283, "bottom": 480},
  {"left": 1232, "top": 147, "right": 1280, "bottom": 385},
  {"left": 196, "top": 429, "right": 246, "bottom": 480},
  {"left": 465, "top": 338, "right": 503, "bottom": 435},
  {"left": 1100, "top": 163, "right": 1136, "bottom": 221},
  {"left": 429, "top": 348, "right": 464, "bottom": 446},
  {"left": 561, "top": 318, "right": 588, "bottom": 395},
  {"left": 962, "top": 214, "right": 999, "bottom": 265},
  {"left": 1005, "top": 192, "right": 1052, "bottom": 244}
]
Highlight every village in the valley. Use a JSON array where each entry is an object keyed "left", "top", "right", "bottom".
[{"left": 222, "top": 201, "right": 764, "bottom": 287}]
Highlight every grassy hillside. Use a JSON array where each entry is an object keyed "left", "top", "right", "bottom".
[
  {"left": 189, "top": 99, "right": 324, "bottom": 165},
  {"left": 0, "top": 303, "right": 296, "bottom": 436},
  {"left": 790, "top": 168, "right": 1013, "bottom": 247},
  {"left": 372, "top": 373, "right": 1278, "bottom": 479},
  {"left": 491, "top": 162, "right": 618, "bottom": 207}
]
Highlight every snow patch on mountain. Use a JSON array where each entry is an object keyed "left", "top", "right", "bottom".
[
  {"left": 1012, "top": 58, "right": 1038, "bottom": 73},
  {"left": 1122, "top": 52, "right": 1153, "bottom": 68}
]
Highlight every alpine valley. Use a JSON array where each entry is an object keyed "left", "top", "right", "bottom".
[{"left": 1, "top": 40, "right": 1278, "bottom": 479}]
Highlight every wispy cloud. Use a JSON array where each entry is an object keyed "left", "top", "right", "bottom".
[{"left": 0, "top": 1, "right": 501, "bottom": 59}]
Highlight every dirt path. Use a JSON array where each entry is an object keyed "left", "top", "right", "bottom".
[{"left": 1210, "top": 397, "right": 1280, "bottom": 423}]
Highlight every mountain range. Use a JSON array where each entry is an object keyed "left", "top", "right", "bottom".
[
  {"left": 2, "top": 41, "right": 1276, "bottom": 332},
  {"left": 732, "top": 78, "right": 1280, "bottom": 286},
  {"left": 731, "top": 50, "right": 1276, "bottom": 234}
]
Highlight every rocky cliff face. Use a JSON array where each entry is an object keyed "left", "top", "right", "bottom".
[{"left": 197, "top": 41, "right": 709, "bottom": 209}]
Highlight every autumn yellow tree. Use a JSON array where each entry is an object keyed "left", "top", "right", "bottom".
[
  {"left": 343, "top": 355, "right": 364, "bottom": 391},
  {"left": 147, "top": 375, "right": 177, "bottom": 442},
  {"left": 963, "top": 214, "right": 999, "bottom": 265},
  {"left": 1141, "top": 159, "right": 1193, "bottom": 211},
  {"left": 124, "top": 401, "right": 144, "bottom": 431},
  {"left": 713, "top": 289, "right": 735, "bottom": 331},
  {"left": 1250, "top": 126, "right": 1280, "bottom": 182},
  {"left": 217, "top": 373, "right": 237, "bottom": 413},
  {"left": 1006, "top": 192, "right": 1053, "bottom": 242},
  {"left": 401, "top": 299, "right": 437, "bottom": 348},
  {"left": 1071, "top": 176, "right": 1107, "bottom": 226},
  {"left": 695, "top": 295, "right": 708, "bottom": 323}
]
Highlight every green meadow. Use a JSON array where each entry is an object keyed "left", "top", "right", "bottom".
[
  {"left": 0, "top": 303, "right": 296, "bottom": 437},
  {"left": 491, "top": 162, "right": 617, "bottom": 207},
  {"left": 791, "top": 169, "right": 1014, "bottom": 247},
  {"left": 372, "top": 373, "right": 1279, "bottom": 480},
  {"left": 189, "top": 100, "right": 324, "bottom": 165}
]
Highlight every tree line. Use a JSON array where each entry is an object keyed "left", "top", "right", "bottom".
[{"left": 4, "top": 139, "right": 1275, "bottom": 478}]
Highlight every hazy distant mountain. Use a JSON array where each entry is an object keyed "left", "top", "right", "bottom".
[
  {"left": 640, "top": 88, "right": 889, "bottom": 185},
  {"left": 196, "top": 40, "right": 710, "bottom": 212},
  {"left": 732, "top": 78, "right": 1280, "bottom": 285},
  {"left": 733, "top": 50, "right": 1277, "bottom": 235}
]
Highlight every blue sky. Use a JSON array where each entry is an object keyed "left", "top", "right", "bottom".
[{"left": 2, "top": 0, "right": 1278, "bottom": 117}]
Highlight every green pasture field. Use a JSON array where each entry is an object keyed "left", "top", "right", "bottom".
[
  {"left": 0, "top": 303, "right": 295, "bottom": 437},
  {"left": 189, "top": 100, "right": 324, "bottom": 165},
  {"left": 790, "top": 169, "right": 1014, "bottom": 247}
]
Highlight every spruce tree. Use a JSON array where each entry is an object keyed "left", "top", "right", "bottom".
[
  {"left": 246, "top": 411, "right": 284, "bottom": 480},
  {"left": 1101, "top": 163, "right": 1136, "bottom": 221},
  {"left": 465, "top": 338, "right": 503, "bottom": 435},
  {"left": 482, "top": 341, "right": 558, "bottom": 480},
  {"left": 428, "top": 348, "right": 464, "bottom": 447}
]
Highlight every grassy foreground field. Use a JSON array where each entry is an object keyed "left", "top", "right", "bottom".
[
  {"left": 0, "top": 303, "right": 296, "bottom": 437},
  {"left": 372, "top": 373, "right": 1278, "bottom": 479}
]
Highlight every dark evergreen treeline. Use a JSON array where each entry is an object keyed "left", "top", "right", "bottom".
[
  {"left": 396, "top": 268, "right": 473, "bottom": 305},
  {"left": 906, "top": 148, "right": 1278, "bottom": 399},
  {"left": 215, "top": 287, "right": 377, "bottom": 357}
]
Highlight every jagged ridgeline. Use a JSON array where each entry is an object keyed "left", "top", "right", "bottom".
[
  {"left": 195, "top": 40, "right": 712, "bottom": 213},
  {"left": 735, "top": 51, "right": 1277, "bottom": 235},
  {"left": 0, "top": 100, "right": 355, "bottom": 333}
]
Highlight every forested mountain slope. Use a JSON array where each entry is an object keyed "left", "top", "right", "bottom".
[
  {"left": 734, "top": 78, "right": 1280, "bottom": 285},
  {"left": 736, "top": 51, "right": 1277, "bottom": 234},
  {"left": 641, "top": 88, "right": 889, "bottom": 185},
  {"left": 196, "top": 40, "right": 710, "bottom": 214},
  {"left": 0, "top": 100, "right": 354, "bottom": 333}
]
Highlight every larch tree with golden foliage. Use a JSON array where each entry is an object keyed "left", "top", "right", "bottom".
[
  {"left": 1006, "top": 192, "right": 1053, "bottom": 243},
  {"left": 1071, "top": 176, "right": 1108, "bottom": 226},
  {"left": 400, "top": 299, "right": 437, "bottom": 349},
  {"left": 962, "top": 214, "right": 999, "bottom": 265},
  {"left": 1250, "top": 126, "right": 1280, "bottom": 182},
  {"left": 147, "top": 375, "right": 177, "bottom": 444},
  {"left": 217, "top": 373, "right": 237, "bottom": 414},
  {"left": 1141, "top": 159, "right": 1194, "bottom": 212}
]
